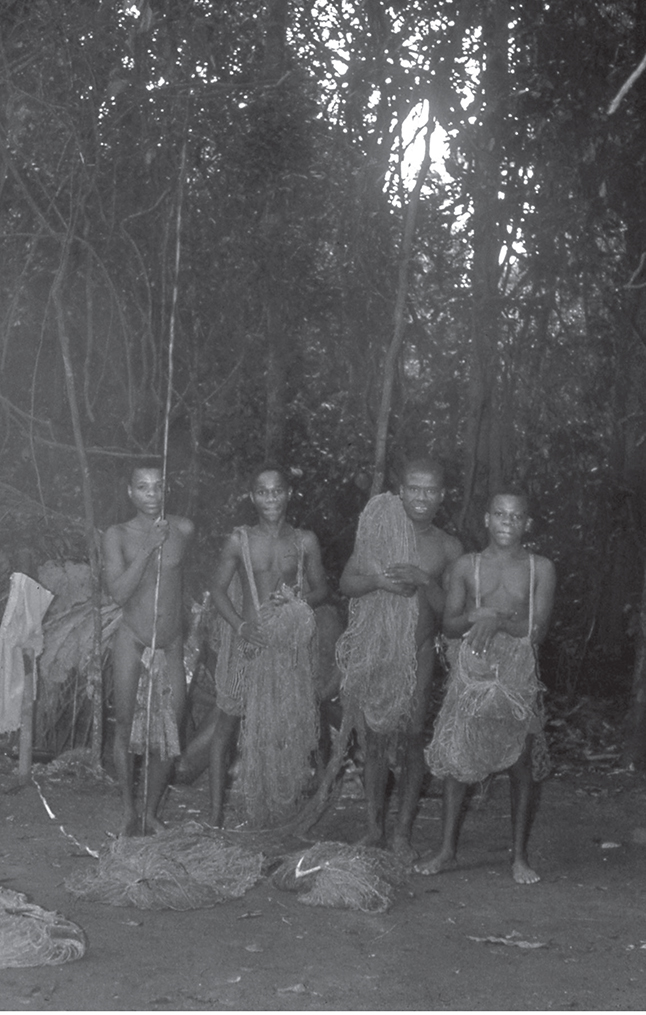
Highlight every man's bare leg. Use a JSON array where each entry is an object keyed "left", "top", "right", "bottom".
[
  {"left": 208, "top": 707, "right": 240, "bottom": 826},
  {"left": 112, "top": 625, "right": 143, "bottom": 836},
  {"left": 393, "top": 639, "right": 435, "bottom": 861},
  {"left": 392, "top": 730, "right": 426, "bottom": 861},
  {"left": 175, "top": 707, "right": 218, "bottom": 784},
  {"left": 141, "top": 636, "right": 186, "bottom": 834},
  {"left": 509, "top": 737, "right": 540, "bottom": 884},
  {"left": 414, "top": 775, "right": 467, "bottom": 874},
  {"left": 361, "top": 727, "right": 389, "bottom": 847}
]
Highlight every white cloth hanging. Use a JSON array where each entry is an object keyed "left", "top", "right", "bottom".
[{"left": 0, "top": 573, "right": 53, "bottom": 733}]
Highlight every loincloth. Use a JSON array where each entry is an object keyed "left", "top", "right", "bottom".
[
  {"left": 426, "top": 633, "right": 546, "bottom": 783},
  {"left": 129, "top": 646, "right": 181, "bottom": 761},
  {"left": 336, "top": 493, "right": 419, "bottom": 735},
  {"left": 239, "top": 596, "right": 319, "bottom": 827}
]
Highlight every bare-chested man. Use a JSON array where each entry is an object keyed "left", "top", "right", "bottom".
[
  {"left": 417, "top": 489, "right": 556, "bottom": 883},
  {"left": 208, "top": 465, "right": 329, "bottom": 827},
  {"left": 337, "top": 457, "right": 462, "bottom": 860},
  {"left": 103, "top": 462, "right": 194, "bottom": 836}
]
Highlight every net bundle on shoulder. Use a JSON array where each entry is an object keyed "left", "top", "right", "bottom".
[{"left": 335, "top": 492, "right": 418, "bottom": 735}]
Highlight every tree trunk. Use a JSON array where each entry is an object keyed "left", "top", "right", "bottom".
[
  {"left": 371, "top": 108, "right": 435, "bottom": 497},
  {"left": 459, "top": 0, "right": 511, "bottom": 535},
  {"left": 261, "top": 0, "right": 290, "bottom": 463},
  {"left": 53, "top": 255, "right": 103, "bottom": 766}
]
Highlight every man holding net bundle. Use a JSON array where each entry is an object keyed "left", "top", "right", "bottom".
[
  {"left": 207, "top": 464, "right": 329, "bottom": 829},
  {"left": 417, "top": 489, "right": 556, "bottom": 884},
  {"left": 337, "top": 456, "right": 462, "bottom": 860}
]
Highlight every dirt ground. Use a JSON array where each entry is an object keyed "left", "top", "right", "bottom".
[{"left": 1, "top": 741, "right": 646, "bottom": 1013}]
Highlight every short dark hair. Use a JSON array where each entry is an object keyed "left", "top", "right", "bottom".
[
  {"left": 487, "top": 487, "right": 530, "bottom": 514},
  {"left": 398, "top": 455, "right": 445, "bottom": 487},
  {"left": 127, "top": 458, "right": 163, "bottom": 485},
  {"left": 247, "top": 462, "right": 290, "bottom": 491}
]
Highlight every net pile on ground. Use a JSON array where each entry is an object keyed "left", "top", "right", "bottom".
[
  {"left": 0, "top": 887, "right": 86, "bottom": 968},
  {"left": 272, "top": 841, "right": 409, "bottom": 913},
  {"left": 65, "top": 821, "right": 264, "bottom": 911}
]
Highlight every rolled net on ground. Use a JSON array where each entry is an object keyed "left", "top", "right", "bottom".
[
  {"left": 335, "top": 492, "right": 419, "bottom": 735},
  {"left": 0, "top": 887, "right": 86, "bottom": 968},
  {"left": 272, "top": 841, "right": 409, "bottom": 913},
  {"left": 240, "top": 593, "right": 319, "bottom": 828},
  {"left": 64, "top": 821, "right": 264, "bottom": 910},
  {"left": 427, "top": 634, "right": 544, "bottom": 783}
]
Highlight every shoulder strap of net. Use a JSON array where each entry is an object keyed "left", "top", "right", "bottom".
[
  {"left": 528, "top": 552, "right": 535, "bottom": 634},
  {"left": 234, "top": 526, "right": 261, "bottom": 614},
  {"left": 295, "top": 529, "right": 305, "bottom": 591},
  {"left": 473, "top": 553, "right": 481, "bottom": 608}
]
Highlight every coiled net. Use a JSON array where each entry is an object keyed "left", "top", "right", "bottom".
[
  {"left": 65, "top": 821, "right": 263, "bottom": 910},
  {"left": 240, "top": 594, "right": 319, "bottom": 827},
  {"left": 426, "top": 634, "right": 543, "bottom": 783},
  {"left": 335, "top": 493, "right": 418, "bottom": 734},
  {"left": 0, "top": 887, "right": 86, "bottom": 967},
  {"left": 272, "top": 841, "right": 408, "bottom": 913}
]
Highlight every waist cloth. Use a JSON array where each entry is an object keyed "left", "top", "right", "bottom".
[{"left": 129, "top": 645, "right": 181, "bottom": 761}]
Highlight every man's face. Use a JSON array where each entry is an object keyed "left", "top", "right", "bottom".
[
  {"left": 399, "top": 469, "right": 444, "bottom": 525},
  {"left": 250, "top": 470, "right": 290, "bottom": 522},
  {"left": 485, "top": 494, "right": 529, "bottom": 546},
  {"left": 128, "top": 468, "right": 163, "bottom": 517}
]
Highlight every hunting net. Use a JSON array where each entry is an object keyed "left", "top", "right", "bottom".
[
  {"left": 272, "top": 841, "right": 409, "bottom": 913},
  {"left": 65, "top": 821, "right": 264, "bottom": 910},
  {"left": 335, "top": 493, "right": 419, "bottom": 735},
  {"left": 0, "top": 887, "right": 86, "bottom": 968}
]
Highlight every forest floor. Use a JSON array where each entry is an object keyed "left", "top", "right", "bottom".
[{"left": 1, "top": 697, "right": 646, "bottom": 1012}]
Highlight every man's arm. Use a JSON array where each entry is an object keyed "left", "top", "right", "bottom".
[
  {"left": 301, "top": 531, "right": 330, "bottom": 608},
  {"left": 339, "top": 552, "right": 416, "bottom": 599},
  {"left": 442, "top": 557, "right": 472, "bottom": 638},
  {"left": 424, "top": 535, "right": 464, "bottom": 617},
  {"left": 102, "top": 522, "right": 168, "bottom": 607},
  {"left": 529, "top": 556, "right": 556, "bottom": 645},
  {"left": 211, "top": 533, "right": 266, "bottom": 647}
]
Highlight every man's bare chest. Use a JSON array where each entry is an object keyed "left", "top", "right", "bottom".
[
  {"left": 415, "top": 529, "right": 451, "bottom": 577},
  {"left": 475, "top": 557, "right": 530, "bottom": 605},
  {"left": 247, "top": 533, "right": 300, "bottom": 577},
  {"left": 121, "top": 529, "right": 184, "bottom": 570}
]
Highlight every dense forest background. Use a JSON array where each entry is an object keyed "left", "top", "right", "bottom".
[{"left": 2, "top": 0, "right": 646, "bottom": 760}]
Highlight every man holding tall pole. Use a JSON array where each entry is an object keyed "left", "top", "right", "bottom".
[{"left": 103, "top": 460, "right": 193, "bottom": 836}]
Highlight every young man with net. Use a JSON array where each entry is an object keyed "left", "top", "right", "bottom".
[
  {"left": 208, "top": 465, "right": 329, "bottom": 828},
  {"left": 102, "top": 462, "right": 194, "bottom": 836},
  {"left": 337, "top": 457, "right": 462, "bottom": 860},
  {"left": 417, "top": 489, "right": 556, "bottom": 883}
]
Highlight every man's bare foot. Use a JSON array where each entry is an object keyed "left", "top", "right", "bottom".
[
  {"left": 119, "top": 813, "right": 140, "bottom": 838},
  {"left": 512, "top": 858, "right": 540, "bottom": 884},
  {"left": 143, "top": 815, "right": 166, "bottom": 835},
  {"left": 172, "top": 758, "right": 195, "bottom": 785},
  {"left": 391, "top": 833, "right": 419, "bottom": 864},
  {"left": 359, "top": 829, "right": 387, "bottom": 849},
  {"left": 413, "top": 850, "right": 457, "bottom": 875},
  {"left": 205, "top": 811, "right": 224, "bottom": 829}
]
